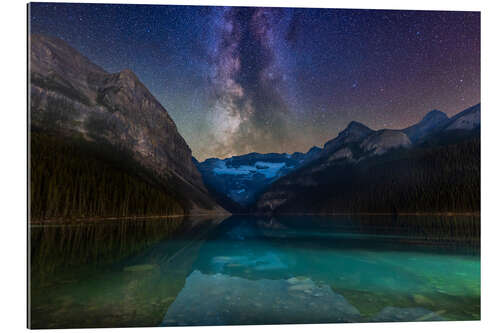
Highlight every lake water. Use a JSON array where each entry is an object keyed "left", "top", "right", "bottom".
[{"left": 29, "top": 215, "right": 480, "bottom": 328}]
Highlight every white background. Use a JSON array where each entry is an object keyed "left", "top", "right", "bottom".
[{"left": 0, "top": 0, "right": 498, "bottom": 332}]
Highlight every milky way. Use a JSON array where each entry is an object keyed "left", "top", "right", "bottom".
[
  {"left": 29, "top": 4, "right": 480, "bottom": 160},
  {"left": 204, "top": 7, "right": 298, "bottom": 157}
]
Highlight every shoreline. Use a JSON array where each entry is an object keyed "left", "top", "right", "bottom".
[
  {"left": 29, "top": 213, "right": 231, "bottom": 225},
  {"left": 29, "top": 211, "right": 479, "bottom": 224},
  {"left": 266, "top": 212, "right": 481, "bottom": 217}
]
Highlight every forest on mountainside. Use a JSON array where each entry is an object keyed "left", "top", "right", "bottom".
[
  {"left": 30, "top": 131, "right": 186, "bottom": 220},
  {"left": 257, "top": 133, "right": 480, "bottom": 215}
]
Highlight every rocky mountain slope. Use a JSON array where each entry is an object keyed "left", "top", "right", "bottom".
[
  {"left": 322, "top": 121, "right": 374, "bottom": 155},
  {"left": 254, "top": 104, "right": 480, "bottom": 214},
  {"left": 30, "top": 34, "right": 226, "bottom": 218},
  {"left": 403, "top": 110, "right": 449, "bottom": 143},
  {"left": 444, "top": 104, "right": 480, "bottom": 131}
]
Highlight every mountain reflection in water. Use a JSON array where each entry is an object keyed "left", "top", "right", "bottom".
[{"left": 29, "top": 215, "right": 480, "bottom": 328}]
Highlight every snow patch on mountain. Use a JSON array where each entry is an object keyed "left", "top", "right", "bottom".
[{"left": 213, "top": 161, "right": 287, "bottom": 179}]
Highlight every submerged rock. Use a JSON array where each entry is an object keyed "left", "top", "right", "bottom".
[
  {"left": 412, "top": 294, "right": 434, "bottom": 306},
  {"left": 288, "top": 283, "right": 314, "bottom": 291},
  {"left": 161, "top": 270, "right": 361, "bottom": 326},
  {"left": 372, "top": 306, "right": 445, "bottom": 322}
]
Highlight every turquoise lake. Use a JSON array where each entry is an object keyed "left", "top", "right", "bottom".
[{"left": 29, "top": 215, "right": 480, "bottom": 328}]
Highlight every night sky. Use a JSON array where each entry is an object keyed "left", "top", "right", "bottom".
[{"left": 29, "top": 3, "right": 480, "bottom": 161}]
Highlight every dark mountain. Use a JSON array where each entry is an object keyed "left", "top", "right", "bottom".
[
  {"left": 30, "top": 34, "right": 226, "bottom": 219},
  {"left": 254, "top": 104, "right": 480, "bottom": 214},
  {"left": 305, "top": 146, "right": 322, "bottom": 157}
]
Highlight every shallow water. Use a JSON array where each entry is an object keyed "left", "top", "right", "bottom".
[{"left": 29, "top": 215, "right": 480, "bottom": 328}]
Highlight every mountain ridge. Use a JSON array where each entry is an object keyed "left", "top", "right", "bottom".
[
  {"left": 197, "top": 103, "right": 480, "bottom": 214},
  {"left": 253, "top": 104, "right": 480, "bottom": 214}
]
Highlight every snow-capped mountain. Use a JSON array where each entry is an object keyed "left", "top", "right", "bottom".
[{"left": 197, "top": 152, "right": 312, "bottom": 206}]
